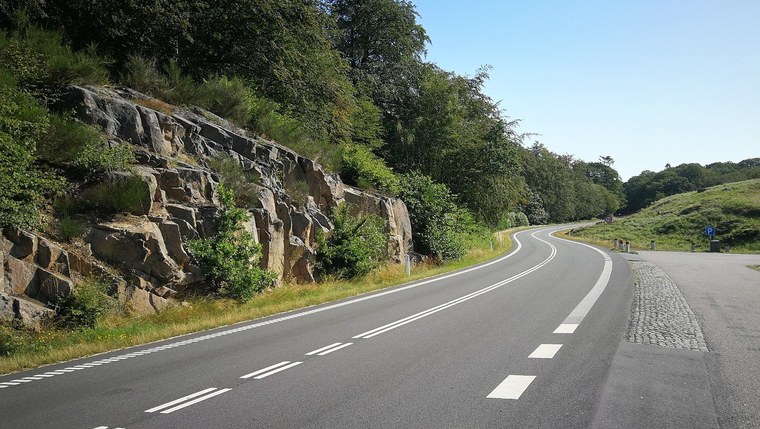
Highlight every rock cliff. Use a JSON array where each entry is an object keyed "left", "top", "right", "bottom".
[{"left": 1, "top": 85, "right": 412, "bottom": 326}]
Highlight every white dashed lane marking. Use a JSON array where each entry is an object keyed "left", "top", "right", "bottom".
[
  {"left": 145, "top": 387, "right": 231, "bottom": 414},
  {"left": 240, "top": 361, "right": 303, "bottom": 379},
  {"left": 528, "top": 344, "right": 562, "bottom": 359},
  {"left": 305, "top": 343, "right": 342, "bottom": 356},
  {"left": 487, "top": 375, "right": 536, "bottom": 399},
  {"left": 553, "top": 323, "right": 578, "bottom": 334}
]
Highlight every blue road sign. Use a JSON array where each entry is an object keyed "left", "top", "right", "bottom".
[{"left": 705, "top": 226, "right": 716, "bottom": 236}]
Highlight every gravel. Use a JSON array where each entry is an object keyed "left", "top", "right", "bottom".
[{"left": 627, "top": 261, "right": 708, "bottom": 352}]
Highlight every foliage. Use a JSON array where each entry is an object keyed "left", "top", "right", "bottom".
[
  {"left": 398, "top": 172, "right": 472, "bottom": 260},
  {"left": 207, "top": 154, "right": 260, "bottom": 208},
  {"left": 189, "top": 186, "right": 276, "bottom": 301},
  {"left": 40, "top": 115, "right": 134, "bottom": 177},
  {"left": 520, "top": 188, "right": 548, "bottom": 225},
  {"left": 0, "top": 24, "right": 109, "bottom": 100},
  {"left": 383, "top": 65, "right": 525, "bottom": 225},
  {"left": 315, "top": 203, "right": 386, "bottom": 279},
  {"left": 0, "top": 70, "right": 61, "bottom": 228},
  {"left": 498, "top": 212, "right": 530, "bottom": 230},
  {"left": 81, "top": 174, "right": 151, "bottom": 215},
  {"left": 623, "top": 160, "right": 760, "bottom": 214},
  {"left": 341, "top": 144, "right": 399, "bottom": 195},
  {"left": 570, "top": 179, "right": 760, "bottom": 253},
  {"left": 328, "top": 0, "right": 428, "bottom": 112},
  {"left": 52, "top": 277, "right": 114, "bottom": 329}
]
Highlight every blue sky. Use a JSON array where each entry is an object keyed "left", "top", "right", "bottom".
[{"left": 411, "top": 1, "right": 760, "bottom": 180}]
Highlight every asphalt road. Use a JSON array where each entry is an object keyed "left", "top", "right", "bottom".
[{"left": 0, "top": 227, "right": 636, "bottom": 429}]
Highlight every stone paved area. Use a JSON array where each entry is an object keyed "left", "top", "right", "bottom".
[{"left": 627, "top": 261, "right": 708, "bottom": 352}]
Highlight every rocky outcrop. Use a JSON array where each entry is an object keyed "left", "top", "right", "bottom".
[{"left": 1, "top": 84, "right": 414, "bottom": 326}]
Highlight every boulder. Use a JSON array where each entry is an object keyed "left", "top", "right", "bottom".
[
  {"left": 5, "top": 256, "right": 37, "bottom": 297},
  {"left": 0, "top": 292, "right": 12, "bottom": 321},
  {"left": 13, "top": 296, "right": 54, "bottom": 330},
  {"left": 36, "top": 268, "right": 73, "bottom": 302},
  {"left": 4, "top": 227, "right": 38, "bottom": 260},
  {"left": 0, "top": 250, "right": 5, "bottom": 293},
  {"left": 122, "top": 285, "right": 172, "bottom": 314},
  {"left": 86, "top": 219, "right": 184, "bottom": 285},
  {"left": 37, "top": 239, "right": 71, "bottom": 277},
  {"left": 158, "top": 220, "right": 190, "bottom": 265}
]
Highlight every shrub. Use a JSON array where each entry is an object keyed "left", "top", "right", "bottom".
[
  {"left": 0, "top": 322, "right": 23, "bottom": 356},
  {"left": 122, "top": 55, "right": 170, "bottom": 98},
  {"left": 315, "top": 203, "right": 386, "bottom": 280},
  {"left": 189, "top": 186, "right": 276, "bottom": 301},
  {"left": 341, "top": 144, "right": 399, "bottom": 195},
  {"left": 0, "top": 25, "right": 109, "bottom": 99},
  {"left": 206, "top": 154, "right": 260, "bottom": 208},
  {"left": 58, "top": 217, "right": 85, "bottom": 241},
  {"left": 40, "top": 115, "right": 134, "bottom": 177},
  {"left": 0, "top": 70, "right": 61, "bottom": 228},
  {"left": 52, "top": 277, "right": 114, "bottom": 329},
  {"left": 82, "top": 174, "right": 151, "bottom": 214},
  {"left": 199, "top": 75, "right": 252, "bottom": 125},
  {"left": 497, "top": 212, "right": 530, "bottom": 229},
  {"left": 398, "top": 172, "right": 471, "bottom": 260}
]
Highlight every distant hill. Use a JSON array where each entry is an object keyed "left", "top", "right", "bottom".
[
  {"left": 623, "top": 159, "right": 760, "bottom": 214},
  {"left": 569, "top": 179, "right": 760, "bottom": 253}
]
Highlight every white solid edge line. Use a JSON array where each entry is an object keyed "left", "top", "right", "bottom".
[
  {"left": 553, "top": 323, "right": 578, "bottom": 334},
  {"left": 145, "top": 387, "right": 218, "bottom": 413},
  {"left": 317, "top": 343, "right": 353, "bottom": 356},
  {"left": 487, "top": 375, "right": 536, "bottom": 399},
  {"left": 253, "top": 361, "right": 303, "bottom": 379},
  {"left": 240, "top": 361, "right": 291, "bottom": 379},
  {"left": 160, "top": 388, "right": 231, "bottom": 414},
  {"left": 305, "top": 343, "right": 342, "bottom": 356},
  {"left": 528, "top": 344, "right": 563, "bottom": 359}
]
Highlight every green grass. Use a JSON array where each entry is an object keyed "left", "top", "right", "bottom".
[
  {"left": 568, "top": 179, "right": 760, "bottom": 253},
  {"left": 749, "top": 265, "right": 760, "bottom": 272},
  {"left": 0, "top": 228, "right": 526, "bottom": 375}
]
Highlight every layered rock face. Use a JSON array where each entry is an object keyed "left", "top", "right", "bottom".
[{"left": 1, "top": 85, "right": 412, "bottom": 325}]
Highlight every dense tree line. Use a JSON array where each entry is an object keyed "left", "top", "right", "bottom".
[
  {"left": 623, "top": 159, "right": 760, "bottom": 214},
  {"left": 1, "top": 0, "right": 628, "bottom": 258}
]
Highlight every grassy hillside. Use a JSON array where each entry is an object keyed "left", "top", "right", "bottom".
[{"left": 568, "top": 179, "right": 760, "bottom": 253}]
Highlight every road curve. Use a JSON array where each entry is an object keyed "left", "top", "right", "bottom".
[{"left": 0, "top": 226, "right": 634, "bottom": 429}]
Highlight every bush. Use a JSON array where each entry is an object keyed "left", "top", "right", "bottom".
[
  {"left": 189, "top": 186, "right": 276, "bottom": 301},
  {"left": 398, "top": 172, "right": 472, "bottom": 260},
  {"left": 315, "top": 203, "right": 386, "bottom": 280},
  {"left": 40, "top": 115, "right": 134, "bottom": 177},
  {"left": 0, "top": 322, "right": 23, "bottom": 356},
  {"left": 0, "top": 25, "right": 109, "bottom": 99},
  {"left": 206, "top": 154, "right": 260, "bottom": 208},
  {"left": 497, "top": 212, "right": 529, "bottom": 229},
  {"left": 341, "top": 144, "right": 399, "bottom": 195},
  {"left": 52, "top": 277, "right": 114, "bottom": 329},
  {"left": 82, "top": 174, "right": 151, "bottom": 214},
  {"left": 0, "top": 70, "right": 61, "bottom": 228},
  {"left": 122, "top": 55, "right": 170, "bottom": 98}
]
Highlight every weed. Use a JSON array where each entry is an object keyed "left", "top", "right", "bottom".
[
  {"left": 82, "top": 174, "right": 151, "bottom": 215},
  {"left": 52, "top": 277, "right": 115, "bottom": 329}
]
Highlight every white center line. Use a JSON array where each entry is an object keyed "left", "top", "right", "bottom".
[
  {"left": 354, "top": 230, "right": 560, "bottom": 339},
  {"left": 553, "top": 323, "right": 578, "bottom": 334},
  {"left": 305, "top": 343, "right": 343, "bottom": 356},
  {"left": 317, "top": 343, "right": 353, "bottom": 356},
  {"left": 253, "top": 361, "right": 303, "bottom": 379},
  {"left": 145, "top": 387, "right": 218, "bottom": 413},
  {"left": 528, "top": 344, "right": 563, "bottom": 359},
  {"left": 240, "top": 361, "right": 292, "bottom": 379},
  {"left": 487, "top": 375, "right": 536, "bottom": 399},
  {"left": 159, "top": 388, "right": 231, "bottom": 414}
]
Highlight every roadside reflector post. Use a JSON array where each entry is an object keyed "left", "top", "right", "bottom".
[
  {"left": 405, "top": 254, "right": 411, "bottom": 276},
  {"left": 650, "top": 240, "right": 656, "bottom": 251},
  {"left": 490, "top": 239, "right": 493, "bottom": 251},
  {"left": 625, "top": 241, "right": 631, "bottom": 253}
]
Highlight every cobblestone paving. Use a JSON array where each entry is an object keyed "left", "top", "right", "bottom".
[{"left": 627, "top": 261, "right": 709, "bottom": 352}]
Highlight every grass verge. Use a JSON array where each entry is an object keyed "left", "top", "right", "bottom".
[
  {"left": 0, "top": 228, "right": 527, "bottom": 375},
  {"left": 749, "top": 265, "right": 760, "bottom": 272}
]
